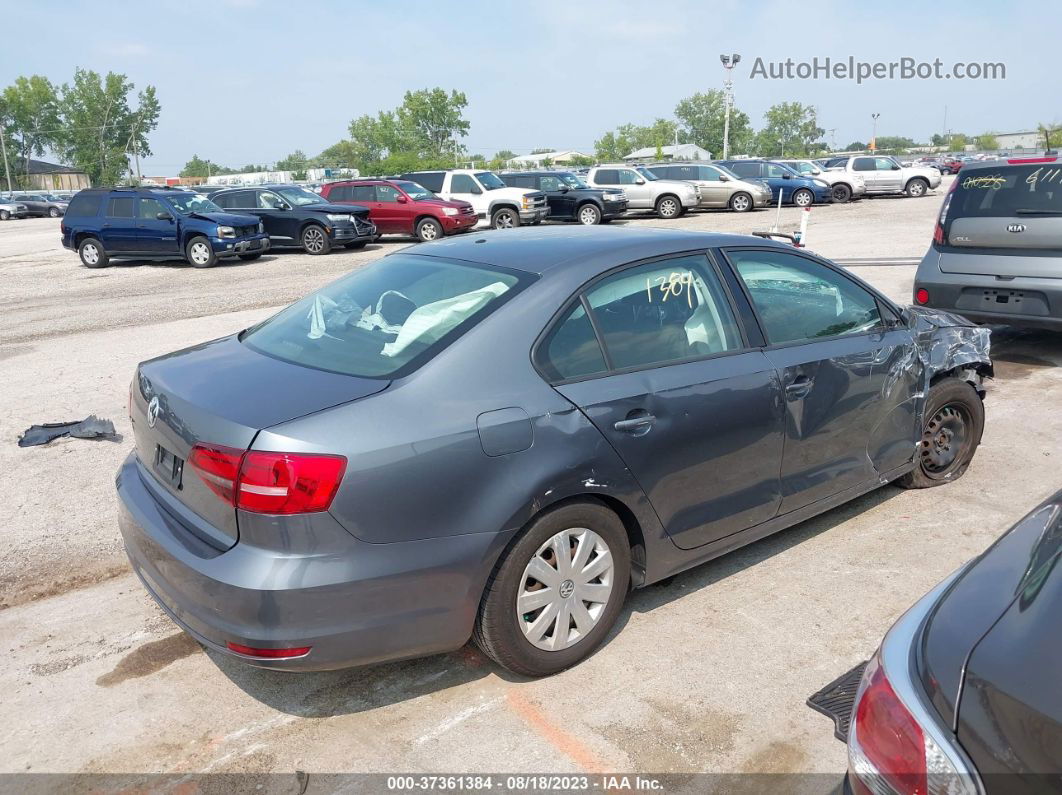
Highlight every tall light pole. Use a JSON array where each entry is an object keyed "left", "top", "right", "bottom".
[
  {"left": 871, "top": 113, "right": 880, "bottom": 151},
  {"left": 720, "top": 53, "right": 741, "bottom": 159}
]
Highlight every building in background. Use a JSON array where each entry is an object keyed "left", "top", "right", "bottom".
[
  {"left": 9, "top": 158, "right": 91, "bottom": 191},
  {"left": 505, "top": 150, "right": 593, "bottom": 167},
  {"left": 993, "top": 131, "right": 1043, "bottom": 150},
  {"left": 623, "top": 143, "right": 712, "bottom": 162}
]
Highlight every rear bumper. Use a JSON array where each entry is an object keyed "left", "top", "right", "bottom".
[
  {"left": 915, "top": 255, "right": 1062, "bottom": 329},
  {"left": 116, "top": 452, "right": 500, "bottom": 671}
]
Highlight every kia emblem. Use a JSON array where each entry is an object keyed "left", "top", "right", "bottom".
[{"left": 1007, "top": 223, "right": 1027, "bottom": 233}]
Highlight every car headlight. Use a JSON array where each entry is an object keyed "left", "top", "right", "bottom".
[
  {"left": 443, "top": 207, "right": 459, "bottom": 216},
  {"left": 217, "top": 225, "right": 235, "bottom": 239},
  {"left": 326, "top": 213, "right": 351, "bottom": 222},
  {"left": 522, "top": 196, "right": 533, "bottom": 209}
]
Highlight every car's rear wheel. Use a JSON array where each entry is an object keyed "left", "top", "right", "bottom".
[
  {"left": 301, "top": 224, "right": 331, "bottom": 254},
  {"left": 792, "top": 188, "right": 814, "bottom": 207},
  {"left": 473, "top": 502, "right": 630, "bottom": 677},
  {"left": 0, "top": 209, "right": 9, "bottom": 221},
  {"left": 186, "top": 236, "right": 217, "bottom": 268},
  {"left": 655, "top": 194, "right": 682, "bottom": 219},
  {"left": 831, "top": 183, "right": 852, "bottom": 203},
  {"left": 491, "top": 207, "right": 520, "bottom": 229},
  {"left": 729, "top": 192, "right": 753, "bottom": 212},
  {"left": 896, "top": 378, "right": 984, "bottom": 489},
  {"left": 416, "top": 217, "right": 443, "bottom": 241},
  {"left": 49, "top": 207, "right": 61, "bottom": 218},
  {"left": 577, "top": 203, "right": 602, "bottom": 225},
  {"left": 78, "top": 237, "right": 108, "bottom": 268},
  {"left": 905, "top": 178, "right": 928, "bottom": 198}
]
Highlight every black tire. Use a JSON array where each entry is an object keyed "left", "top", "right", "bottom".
[
  {"left": 655, "top": 194, "right": 682, "bottom": 219},
  {"left": 576, "top": 203, "right": 602, "bottom": 225},
  {"left": 473, "top": 501, "right": 631, "bottom": 677},
  {"left": 78, "top": 237, "right": 108, "bottom": 268},
  {"left": 792, "top": 188, "right": 814, "bottom": 207},
  {"left": 905, "top": 178, "right": 929, "bottom": 198},
  {"left": 344, "top": 240, "right": 368, "bottom": 249},
  {"left": 49, "top": 207, "right": 61, "bottom": 218},
  {"left": 831, "top": 183, "right": 852, "bottom": 203},
  {"left": 237, "top": 253, "right": 262, "bottom": 261},
  {"left": 416, "top": 217, "right": 444, "bottom": 242},
  {"left": 301, "top": 223, "right": 332, "bottom": 255},
  {"left": 0, "top": 209, "right": 9, "bottom": 221},
  {"left": 895, "top": 378, "right": 984, "bottom": 489},
  {"left": 491, "top": 206, "right": 520, "bottom": 229},
  {"left": 185, "top": 236, "right": 217, "bottom": 268},
  {"left": 729, "top": 192, "right": 753, "bottom": 212}
]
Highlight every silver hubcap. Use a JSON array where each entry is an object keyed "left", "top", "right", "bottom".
[
  {"left": 795, "top": 191, "right": 811, "bottom": 206},
  {"left": 733, "top": 195, "right": 749, "bottom": 211},
  {"left": 190, "top": 242, "right": 210, "bottom": 264},
  {"left": 420, "top": 222, "right": 439, "bottom": 240},
  {"left": 83, "top": 244, "right": 99, "bottom": 264},
  {"left": 910, "top": 182, "right": 925, "bottom": 196},
  {"left": 495, "top": 212, "right": 515, "bottom": 229},
  {"left": 660, "top": 199, "right": 678, "bottom": 217},
  {"left": 517, "top": 527, "right": 615, "bottom": 652},
  {"left": 579, "top": 206, "right": 598, "bottom": 225},
  {"left": 304, "top": 227, "right": 325, "bottom": 252}
]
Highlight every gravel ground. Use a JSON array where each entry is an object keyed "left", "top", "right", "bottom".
[{"left": 2, "top": 177, "right": 1061, "bottom": 781}]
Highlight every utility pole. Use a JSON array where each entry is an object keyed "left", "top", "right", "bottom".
[
  {"left": 942, "top": 105, "right": 948, "bottom": 151},
  {"left": 719, "top": 53, "right": 741, "bottom": 159},
  {"left": 870, "top": 113, "right": 880, "bottom": 151}
]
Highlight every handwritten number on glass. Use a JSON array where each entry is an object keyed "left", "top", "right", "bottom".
[{"left": 646, "top": 272, "right": 694, "bottom": 308}]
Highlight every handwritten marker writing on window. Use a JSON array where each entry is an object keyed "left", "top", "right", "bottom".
[{"left": 646, "top": 272, "right": 694, "bottom": 308}]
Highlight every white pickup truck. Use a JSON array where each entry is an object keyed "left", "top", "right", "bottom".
[
  {"left": 400, "top": 169, "right": 548, "bottom": 229},
  {"left": 824, "top": 155, "right": 941, "bottom": 198}
]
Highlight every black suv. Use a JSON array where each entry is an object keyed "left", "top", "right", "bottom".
[
  {"left": 208, "top": 184, "right": 377, "bottom": 255},
  {"left": 499, "top": 171, "right": 627, "bottom": 225}
]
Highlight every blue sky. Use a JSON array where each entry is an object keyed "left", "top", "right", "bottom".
[{"left": 4, "top": 0, "right": 1056, "bottom": 174}]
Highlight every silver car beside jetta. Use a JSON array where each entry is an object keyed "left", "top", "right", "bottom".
[
  {"left": 118, "top": 226, "right": 992, "bottom": 677},
  {"left": 647, "top": 162, "right": 773, "bottom": 212},
  {"left": 583, "top": 165, "right": 700, "bottom": 218}
]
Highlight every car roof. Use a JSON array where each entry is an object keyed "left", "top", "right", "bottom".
[{"left": 400, "top": 225, "right": 790, "bottom": 276}]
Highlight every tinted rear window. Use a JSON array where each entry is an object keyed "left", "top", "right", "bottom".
[
  {"left": 242, "top": 254, "right": 529, "bottom": 378},
  {"left": 949, "top": 165, "right": 1062, "bottom": 218},
  {"left": 66, "top": 193, "right": 102, "bottom": 217}
]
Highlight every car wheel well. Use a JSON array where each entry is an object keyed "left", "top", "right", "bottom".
[
  {"left": 930, "top": 364, "right": 992, "bottom": 397},
  {"left": 491, "top": 203, "right": 519, "bottom": 214},
  {"left": 415, "top": 214, "right": 442, "bottom": 227},
  {"left": 576, "top": 199, "right": 603, "bottom": 210}
]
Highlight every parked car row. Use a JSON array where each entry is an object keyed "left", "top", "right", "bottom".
[{"left": 0, "top": 191, "right": 69, "bottom": 218}]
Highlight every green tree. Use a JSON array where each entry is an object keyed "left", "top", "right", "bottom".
[
  {"left": 57, "top": 69, "right": 159, "bottom": 185},
  {"left": 494, "top": 149, "right": 517, "bottom": 162},
  {"left": 180, "top": 154, "right": 230, "bottom": 178},
  {"left": 594, "top": 119, "right": 680, "bottom": 161},
  {"left": 1, "top": 75, "right": 61, "bottom": 186},
  {"left": 948, "top": 133, "right": 968, "bottom": 151},
  {"left": 276, "top": 149, "right": 309, "bottom": 179},
  {"left": 313, "top": 140, "right": 361, "bottom": 169},
  {"left": 872, "top": 136, "right": 918, "bottom": 153},
  {"left": 976, "top": 133, "right": 999, "bottom": 151},
  {"left": 674, "top": 90, "right": 752, "bottom": 157},
  {"left": 594, "top": 131, "right": 622, "bottom": 161},
  {"left": 754, "top": 102, "right": 824, "bottom": 157},
  {"left": 930, "top": 133, "right": 947, "bottom": 148},
  {"left": 844, "top": 141, "right": 867, "bottom": 152}
]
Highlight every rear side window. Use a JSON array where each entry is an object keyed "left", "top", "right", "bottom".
[
  {"left": 595, "top": 169, "right": 619, "bottom": 184},
  {"left": 243, "top": 254, "right": 528, "bottom": 378},
  {"left": 537, "top": 303, "right": 607, "bottom": 381},
  {"left": 729, "top": 162, "right": 760, "bottom": 178},
  {"left": 65, "top": 193, "right": 101, "bottom": 218},
  {"left": 106, "top": 197, "right": 135, "bottom": 218},
  {"left": 949, "top": 165, "right": 1062, "bottom": 218},
  {"left": 853, "top": 157, "right": 875, "bottom": 172},
  {"left": 654, "top": 166, "right": 677, "bottom": 179}
]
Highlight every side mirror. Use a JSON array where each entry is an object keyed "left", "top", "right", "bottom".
[
  {"left": 279, "top": 202, "right": 292, "bottom": 210},
  {"left": 470, "top": 186, "right": 482, "bottom": 195},
  {"left": 891, "top": 164, "right": 901, "bottom": 170},
  {"left": 156, "top": 212, "right": 174, "bottom": 221},
  {"left": 782, "top": 173, "right": 792, "bottom": 179},
  {"left": 718, "top": 174, "right": 730, "bottom": 182},
  {"left": 557, "top": 185, "right": 569, "bottom": 192},
  {"left": 396, "top": 194, "right": 408, "bottom": 203},
  {"left": 635, "top": 178, "right": 646, "bottom": 185}
]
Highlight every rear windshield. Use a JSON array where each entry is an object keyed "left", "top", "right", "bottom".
[
  {"left": 949, "top": 165, "right": 1062, "bottom": 218},
  {"left": 242, "top": 254, "right": 528, "bottom": 378}
]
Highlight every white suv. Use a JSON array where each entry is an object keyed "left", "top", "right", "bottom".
[
  {"left": 400, "top": 169, "right": 548, "bottom": 229},
  {"left": 584, "top": 165, "right": 700, "bottom": 218}
]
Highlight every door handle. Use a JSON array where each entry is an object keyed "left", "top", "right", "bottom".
[
  {"left": 785, "top": 376, "right": 814, "bottom": 400},
  {"left": 613, "top": 414, "right": 656, "bottom": 433}
]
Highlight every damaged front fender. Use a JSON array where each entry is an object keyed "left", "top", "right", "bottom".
[{"left": 907, "top": 305, "right": 993, "bottom": 387}]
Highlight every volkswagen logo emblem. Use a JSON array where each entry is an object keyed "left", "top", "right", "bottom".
[
  {"left": 1007, "top": 223, "right": 1027, "bottom": 233},
  {"left": 147, "top": 396, "right": 161, "bottom": 428},
  {"left": 559, "top": 579, "right": 575, "bottom": 599}
]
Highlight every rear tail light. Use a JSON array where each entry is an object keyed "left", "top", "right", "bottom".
[
  {"left": 915, "top": 288, "right": 930, "bottom": 305},
  {"left": 189, "top": 444, "right": 346, "bottom": 515},
  {"left": 932, "top": 177, "right": 959, "bottom": 246},
  {"left": 1007, "top": 156, "right": 1057, "bottom": 164},
  {"left": 226, "top": 642, "right": 311, "bottom": 659}
]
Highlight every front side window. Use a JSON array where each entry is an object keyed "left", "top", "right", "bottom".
[
  {"left": 728, "top": 249, "right": 882, "bottom": 344},
  {"left": 539, "top": 175, "right": 563, "bottom": 191},
  {"left": 275, "top": 186, "right": 326, "bottom": 206},
  {"left": 766, "top": 163, "right": 793, "bottom": 179},
  {"left": 258, "top": 191, "right": 285, "bottom": 209},
  {"left": 474, "top": 172, "right": 507, "bottom": 191},
  {"left": 537, "top": 303, "right": 607, "bottom": 382},
  {"left": 450, "top": 174, "right": 478, "bottom": 193},
  {"left": 242, "top": 254, "right": 527, "bottom": 378},
  {"left": 558, "top": 173, "right": 589, "bottom": 189},
  {"left": 138, "top": 198, "right": 166, "bottom": 219},
  {"left": 618, "top": 169, "right": 641, "bottom": 185},
  {"left": 876, "top": 157, "right": 899, "bottom": 171},
  {"left": 376, "top": 184, "right": 402, "bottom": 203},
  {"left": 394, "top": 180, "right": 434, "bottom": 200},
  {"left": 167, "top": 193, "right": 223, "bottom": 215},
  {"left": 584, "top": 255, "right": 743, "bottom": 370}
]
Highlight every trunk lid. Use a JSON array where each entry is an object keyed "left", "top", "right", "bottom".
[{"left": 132, "top": 335, "right": 388, "bottom": 548}]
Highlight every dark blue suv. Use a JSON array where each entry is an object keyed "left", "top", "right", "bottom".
[
  {"left": 715, "top": 160, "right": 833, "bottom": 207},
  {"left": 61, "top": 187, "right": 270, "bottom": 268}
]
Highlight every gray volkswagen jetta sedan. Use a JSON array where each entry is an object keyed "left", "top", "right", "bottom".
[{"left": 118, "top": 227, "right": 992, "bottom": 676}]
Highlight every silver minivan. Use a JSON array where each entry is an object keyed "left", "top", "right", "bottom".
[
  {"left": 649, "top": 163, "right": 772, "bottom": 212},
  {"left": 914, "top": 157, "right": 1062, "bottom": 330}
]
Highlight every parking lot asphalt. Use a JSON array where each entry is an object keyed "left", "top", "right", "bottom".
[{"left": 3, "top": 175, "right": 1062, "bottom": 780}]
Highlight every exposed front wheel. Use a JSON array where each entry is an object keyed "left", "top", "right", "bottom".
[
  {"left": 577, "top": 204, "right": 602, "bottom": 225},
  {"left": 831, "top": 183, "right": 852, "bottom": 203},
  {"left": 729, "top": 192, "right": 753, "bottom": 212},
  {"left": 186, "top": 236, "right": 217, "bottom": 268},
  {"left": 491, "top": 207, "right": 520, "bottom": 229},
  {"left": 905, "top": 178, "right": 928, "bottom": 198},
  {"left": 896, "top": 378, "right": 984, "bottom": 489},
  {"left": 79, "top": 237, "right": 108, "bottom": 268},
  {"left": 301, "top": 224, "right": 331, "bottom": 254},
  {"left": 655, "top": 194, "right": 682, "bottom": 219},
  {"left": 49, "top": 207, "right": 61, "bottom": 218},
  {"left": 416, "top": 217, "right": 443, "bottom": 241},
  {"left": 473, "top": 502, "right": 631, "bottom": 676},
  {"left": 0, "top": 210, "right": 9, "bottom": 221},
  {"left": 792, "top": 188, "right": 814, "bottom": 207}
]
